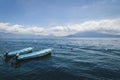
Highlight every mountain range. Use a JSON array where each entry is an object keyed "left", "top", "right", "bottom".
[{"left": 66, "top": 31, "right": 120, "bottom": 38}]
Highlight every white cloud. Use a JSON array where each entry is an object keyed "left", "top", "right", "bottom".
[{"left": 0, "top": 18, "right": 120, "bottom": 36}]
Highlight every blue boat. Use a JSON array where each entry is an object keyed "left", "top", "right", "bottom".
[
  {"left": 17, "top": 48, "right": 53, "bottom": 60},
  {"left": 7, "top": 47, "right": 33, "bottom": 57}
]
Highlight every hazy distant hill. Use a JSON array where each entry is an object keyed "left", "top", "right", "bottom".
[
  {"left": 0, "top": 32, "right": 48, "bottom": 39},
  {"left": 66, "top": 31, "right": 120, "bottom": 38}
]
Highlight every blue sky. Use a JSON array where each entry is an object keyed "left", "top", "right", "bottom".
[
  {"left": 0, "top": 0, "right": 120, "bottom": 36},
  {"left": 0, "top": 0, "right": 120, "bottom": 26}
]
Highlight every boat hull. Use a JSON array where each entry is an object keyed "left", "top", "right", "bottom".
[
  {"left": 7, "top": 47, "right": 33, "bottom": 57},
  {"left": 17, "top": 49, "right": 53, "bottom": 60}
]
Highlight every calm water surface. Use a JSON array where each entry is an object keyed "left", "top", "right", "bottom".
[{"left": 0, "top": 38, "right": 120, "bottom": 80}]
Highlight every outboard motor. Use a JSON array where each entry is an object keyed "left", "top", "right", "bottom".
[
  {"left": 4, "top": 51, "right": 8, "bottom": 60},
  {"left": 11, "top": 53, "right": 20, "bottom": 65},
  {"left": 16, "top": 54, "right": 19, "bottom": 61}
]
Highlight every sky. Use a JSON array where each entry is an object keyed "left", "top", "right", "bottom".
[{"left": 0, "top": 0, "right": 120, "bottom": 36}]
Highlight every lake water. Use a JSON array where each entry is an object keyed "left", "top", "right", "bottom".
[{"left": 0, "top": 38, "right": 120, "bottom": 80}]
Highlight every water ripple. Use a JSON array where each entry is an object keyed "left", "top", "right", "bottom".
[{"left": 0, "top": 38, "right": 120, "bottom": 80}]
